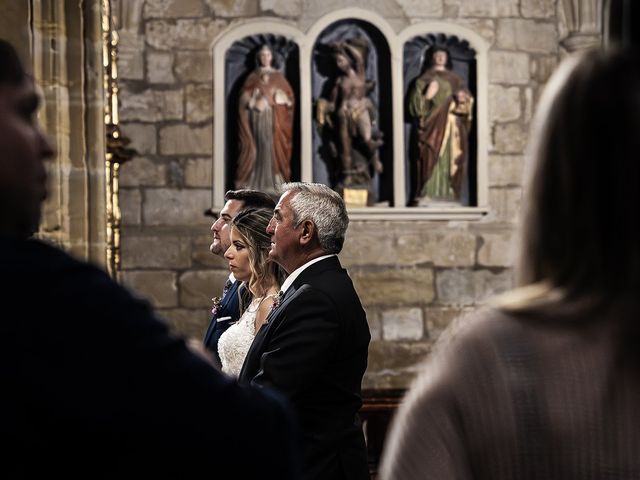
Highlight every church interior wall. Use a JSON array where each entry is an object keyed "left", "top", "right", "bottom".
[
  {"left": 2, "top": 0, "right": 602, "bottom": 390},
  {"left": 112, "top": 0, "right": 591, "bottom": 389}
]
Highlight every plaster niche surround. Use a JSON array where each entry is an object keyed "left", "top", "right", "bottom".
[
  {"left": 211, "top": 9, "right": 490, "bottom": 220},
  {"left": 559, "top": 0, "right": 603, "bottom": 51}
]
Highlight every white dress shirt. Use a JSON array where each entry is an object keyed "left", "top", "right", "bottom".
[{"left": 279, "top": 254, "right": 336, "bottom": 293}]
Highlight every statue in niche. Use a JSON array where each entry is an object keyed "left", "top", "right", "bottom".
[
  {"left": 316, "top": 38, "right": 383, "bottom": 192},
  {"left": 408, "top": 46, "right": 473, "bottom": 205},
  {"left": 235, "top": 44, "right": 294, "bottom": 195}
]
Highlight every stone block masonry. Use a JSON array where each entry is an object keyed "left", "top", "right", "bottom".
[{"left": 114, "top": 0, "right": 580, "bottom": 389}]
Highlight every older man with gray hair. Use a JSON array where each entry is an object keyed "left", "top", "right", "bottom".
[{"left": 239, "top": 182, "right": 371, "bottom": 480}]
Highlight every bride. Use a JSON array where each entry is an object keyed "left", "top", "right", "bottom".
[{"left": 218, "top": 208, "right": 284, "bottom": 377}]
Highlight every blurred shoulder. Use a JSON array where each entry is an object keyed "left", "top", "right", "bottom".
[
  {"left": 3, "top": 238, "right": 106, "bottom": 276},
  {"left": 404, "top": 308, "right": 520, "bottom": 400},
  {"left": 431, "top": 306, "right": 518, "bottom": 359}
]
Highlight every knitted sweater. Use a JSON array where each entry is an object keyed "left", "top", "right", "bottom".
[{"left": 380, "top": 306, "right": 640, "bottom": 479}]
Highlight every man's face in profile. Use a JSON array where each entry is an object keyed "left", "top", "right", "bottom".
[
  {"left": 0, "top": 78, "right": 53, "bottom": 237},
  {"left": 209, "top": 199, "right": 244, "bottom": 256}
]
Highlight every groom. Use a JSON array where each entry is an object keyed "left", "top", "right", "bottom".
[
  {"left": 239, "top": 182, "right": 371, "bottom": 480},
  {"left": 202, "top": 189, "right": 275, "bottom": 365}
]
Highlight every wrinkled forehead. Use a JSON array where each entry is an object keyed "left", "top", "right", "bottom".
[{"left": 276, "top": 190, "right": 295, "bottom": 207}]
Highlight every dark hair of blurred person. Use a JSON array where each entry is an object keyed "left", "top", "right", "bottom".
[
  {"left": 514, "top": 49, "right": 640, "bottom": 322},
  {"left": 380, "top": 48, "right": 640, "bottom": 480}
]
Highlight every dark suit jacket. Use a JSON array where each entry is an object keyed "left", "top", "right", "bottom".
[
  {"left": 203, "top": 278, "right": 242, "bottom": 366},
  {"left": 239, "top": 255, "right": 371, "bottom": 480},
  {"left": 0, "top": 237, "right": 300, "bottom": 479}
]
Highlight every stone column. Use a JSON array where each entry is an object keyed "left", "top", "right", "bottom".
[
  {"left": 30, "top": 0, "right": 107, "bottom": 266},
  {"left": 559, "top": 0, "right": 603, "bottom": 51},
  {"left": 0, "top": 3, "right": 31, "bottom": 64}
]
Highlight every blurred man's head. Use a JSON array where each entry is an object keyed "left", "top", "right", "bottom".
[
  {"left": 209, "top": 189, "right": 276, "bottom": 257},
  {"left": 0, "top": 39, "right": 53, "bottom": 239}
]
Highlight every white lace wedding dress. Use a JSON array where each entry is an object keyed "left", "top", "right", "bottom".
[{"left": 217, "top": 294, "right": 276, "bottom": 378}]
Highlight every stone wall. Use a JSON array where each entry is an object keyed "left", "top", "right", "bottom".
[
  {"left": 115, "top": 0, "right": 577, "bottom": 388},
  {"left": 8, "top": 0, "right": 108, "bottom": 265}
]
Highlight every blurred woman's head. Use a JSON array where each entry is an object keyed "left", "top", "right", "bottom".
[
  {"left": 225, "top": 208, "right": 283, "bottom": 298},
  {"left": 518, "top": 49, "right": 640, "bottom": 300}
]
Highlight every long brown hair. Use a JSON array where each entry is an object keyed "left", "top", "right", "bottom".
[
  {"left": 230, "top": 208, "right": 284, "bottom": 301},
  {"left": 497, "top": 49, "right": 640, "bottom": 356},
  {"left": 517, "top": 49, "right": 640, "bottom": 297}
]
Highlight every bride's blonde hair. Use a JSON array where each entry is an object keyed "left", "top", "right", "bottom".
[{"left": 230, "top": 208, "right": 284, "bottom": 303}]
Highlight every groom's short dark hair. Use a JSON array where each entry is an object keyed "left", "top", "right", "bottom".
[
  {"left": 204, "top": 189, "right": 276, "bottom": 218},
  {"left": 225, "top": 189, "right": 276, "bottom": 210}
]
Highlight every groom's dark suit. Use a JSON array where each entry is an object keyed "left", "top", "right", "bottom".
[
  {"left": 239, "top": 255, "right": 371, "bottom": 480},
  {"left": 203, "top": 278, "right": 242, "bottom": 365}
]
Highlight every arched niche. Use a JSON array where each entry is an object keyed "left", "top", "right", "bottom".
[
  {"left": 224, "top": 34, "right": 301, "bottom": 195},
  {"left": 398, "top": 22, "right": 490, "bottom": 211},
  {"left": 403, "top": 34, "right": 476, "bottom": 206},
  {"left": 306, "top": 8, "right": 403, "bottom": 211},
  {"left": 310, "top": 18, "right": 393, "bottom": 206},
  {"left": 212, "top": 21, "right": 305, "bottom": 207},
  {"left": 211, "top": 15, "right": 490, "bottom": 219}
]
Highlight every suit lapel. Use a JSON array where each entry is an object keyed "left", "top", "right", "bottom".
[
  {"left": 220, "top": 280, "right": 239, "bottom": 310},
  {"left": 252, "top": 256, "right": 341, "bottom": 341},
  {"left": 262, "top": 285, "right": 295, "bottom": 325},
  {"left": 291, "top": 255, "right": 342, "bottom": 289},
  {"left": 248, "top": 285, "right": 296, "bottom": 348},
  {"left": 239, "top": 257, "right": 343, "bottom": 383},
  {"left": 203, "top": 280, "right": 239, "bottom": 344},
  {"left": 238, "top": 284, "right": 300, "bottom": 383}
]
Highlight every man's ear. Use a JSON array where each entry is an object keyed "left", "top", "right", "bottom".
[{"left": 299, "top": 220, "right": 316, "bottom": 246}]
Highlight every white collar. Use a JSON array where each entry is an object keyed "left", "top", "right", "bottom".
[
  {"left": 229, "top": 273, "right": 236, "bottom": 283},
  {"left": 280, "top": 254, "right": 335, "bottom": 293}
]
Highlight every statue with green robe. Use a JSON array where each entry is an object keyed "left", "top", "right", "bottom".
[{"left": 408, "top": 46, "right": 473, "bottom": 205}]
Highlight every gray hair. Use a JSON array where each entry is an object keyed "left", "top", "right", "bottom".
[{"left": 280, "top": 182, "right": 349, "bottom": 254}]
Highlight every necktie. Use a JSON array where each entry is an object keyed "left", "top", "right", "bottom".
[{"left": 222, "top": 279, "right": 233, "bottom": 299}]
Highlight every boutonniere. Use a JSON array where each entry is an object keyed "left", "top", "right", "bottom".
[
  {"left": 211, "top": 296, "right": 222, "bottom": 316},
  {"left": 270, "top": 291, "right": 284, "bottom": 312}
]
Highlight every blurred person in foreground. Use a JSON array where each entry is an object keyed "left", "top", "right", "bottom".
[
  {"left": 380, "top": 48, "right": 640, "bottom": 479},
  {"left": 0, "top": 38, "right": 298, "bottom": 479}
]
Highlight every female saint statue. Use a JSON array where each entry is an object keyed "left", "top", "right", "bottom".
[
  {"left": 236, "top": 45, "right": 294, "bottom": 195},
  {"left": 408, "top": 46, "right": 473, "bottom": 205}
]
